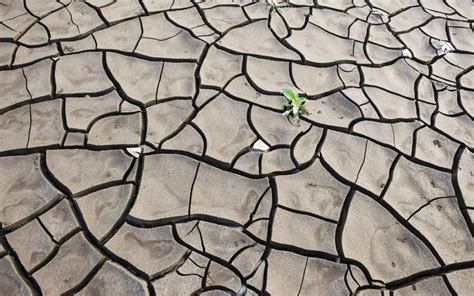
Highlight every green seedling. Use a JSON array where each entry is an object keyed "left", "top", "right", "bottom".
[
  {"left": 268, "top": 0, "right": 281, "bottom": 13},
  {"left": 281, "top": 87, "right": 307, "bottom": 122}
]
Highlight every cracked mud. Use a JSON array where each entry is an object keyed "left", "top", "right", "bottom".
[{"left": 0, "top": 0, "right": 473, "bottom": 295}]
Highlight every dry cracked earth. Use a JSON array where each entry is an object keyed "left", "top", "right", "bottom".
[{"left": 0, "top": 0, "right": 473, "bottom": 295}]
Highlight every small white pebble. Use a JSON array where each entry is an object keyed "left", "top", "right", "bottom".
[
  {"left": 253, "top": 139, "right": 270, "bottom": 151},
  {"left": 126, "top": 147, "right": 143, "bottom": 158}
]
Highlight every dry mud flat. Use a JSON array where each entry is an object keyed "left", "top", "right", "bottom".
[{"left": 0, "top": 0, "right": 473, "bottom": 295}]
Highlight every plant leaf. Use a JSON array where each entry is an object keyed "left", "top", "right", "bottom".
[{"left": 282, "top": 88, "right": 298, "bottom": 101}]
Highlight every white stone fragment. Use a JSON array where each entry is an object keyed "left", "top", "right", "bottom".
[
  {"left": 253, "top": 139, "right": 270, "bottom": 151},
  {"left": 126, "top": 146, "right": 143, "bottom": 158},
  {"left": 431, "top": 39, "right": 455, "bottom": 55}
]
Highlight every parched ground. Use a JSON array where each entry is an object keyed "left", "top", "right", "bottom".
[{"left": 0, "top": 0, "right": 473, "bottom": 295}]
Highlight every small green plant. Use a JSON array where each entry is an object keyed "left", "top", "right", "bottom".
[
  {"left": 267, "top": 0, "right": 281, "bottom": 13},
  {"left": 281, "top": 87, "right": 307, "bottom": 122}
]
